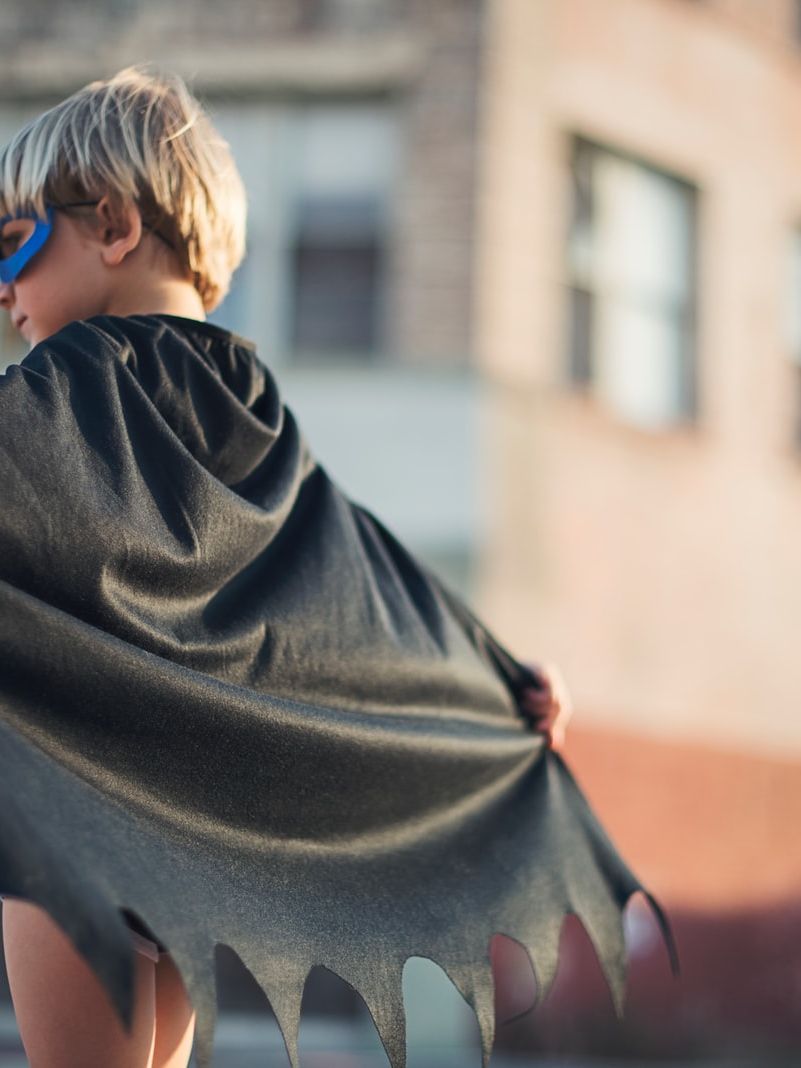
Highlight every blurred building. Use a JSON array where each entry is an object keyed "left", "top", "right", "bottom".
[
  {"left": 476, "top": 0, "right": 801, "bottom": 1060},
  {"left": 2, "top": 0, "right": 801, "bottom": 1062},
  {"left": 479, "top": 0, "right": 801, "bottom": 764}
]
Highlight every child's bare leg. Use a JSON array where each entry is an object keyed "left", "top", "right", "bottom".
[
  {"left": 2, "top": 896, "right": 156, "bottom": 1068},
  {"left": 152, "top": 952, "right": 196, "bottom": 1068}
]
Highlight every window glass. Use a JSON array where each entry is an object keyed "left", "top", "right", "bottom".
[
  {"left": 288, "top": 104, "right": 398, "bottom": 363},
  {"left": 209, "top": 101, "right": 399, "bottom": 366},
  {"left": 566, "top": 138, "right": 697, "bottom": 429}
]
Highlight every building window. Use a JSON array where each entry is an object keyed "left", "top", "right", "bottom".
[
  {"left": 205, "top": 100, "right": 398, "bottom": 368},
  {"left": 290, "top": 193, "right": 383, "bottom": 354},
  {"left": 565, "top": 137, "right": 698, "bottom": 430},
  {"left": 287, "top": 104, "right": 397, "bottom": 365}
]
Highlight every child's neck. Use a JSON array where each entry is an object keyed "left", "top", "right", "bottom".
[{"left": 102, "top": 277, "right": 207, "bottom": 322}]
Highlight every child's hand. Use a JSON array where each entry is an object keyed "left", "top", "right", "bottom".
[{"left": 518, "top": 660, "right": 573, "bottom": 751}]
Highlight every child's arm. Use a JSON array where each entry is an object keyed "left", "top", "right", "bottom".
[{"left": 517, "top": 659, "right": 573, "bottom": 751}]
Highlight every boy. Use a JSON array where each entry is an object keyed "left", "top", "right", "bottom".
[{"left": 0, "top": 64, "right": 628, "bottom": 1068}]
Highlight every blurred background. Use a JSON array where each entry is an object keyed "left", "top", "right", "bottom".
[{"left": 1, "top": 0, "right": 800, "bottom": 1065}]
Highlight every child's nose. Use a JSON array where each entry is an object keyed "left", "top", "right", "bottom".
[{"left": 0, "top": 280, "right": 14, "bottom": 308}]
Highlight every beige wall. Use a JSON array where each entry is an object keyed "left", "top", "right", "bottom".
[
  {"left": 567, "top": 722, "right": 801, "bottom": 909},
  {"left": 475, "top": 0, "right": 801, "bottom": 757}
]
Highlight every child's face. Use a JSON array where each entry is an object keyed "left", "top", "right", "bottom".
[{"left": 0, "top": 207, "right": 114, "bottom": 348}]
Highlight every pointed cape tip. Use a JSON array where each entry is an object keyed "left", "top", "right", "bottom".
[
  {"left": 439, "top": 954, "right": 496, "bottom": 1068},
  {"left": 640, "top": 888, "right": 681, "bottom": 979},
  {"left": 250, "top": 961, "right": 307, "bottom": 1068},
  {"left": 350, "top": 964, "right": 408, "bottom": 1068},
  {"left": 525, "top": 917, "right": 563, "bottom": 1012},
  {"left": 168, "top": 945, "right": 218, "bottom": 1068}
]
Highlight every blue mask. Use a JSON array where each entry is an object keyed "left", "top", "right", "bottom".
[
  {"left": 0, "top": 199, "right": 175, "bottom": 285},
  {"left": 0, "top": 205, "right": 55, "bottom": 284},
  {"left": 0, "top": 200, "right": 107, "bottom": 284}
]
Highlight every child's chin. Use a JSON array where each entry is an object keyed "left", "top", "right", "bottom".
[{"left": 22, "top": 323, "right": 41, "bottom": 346}]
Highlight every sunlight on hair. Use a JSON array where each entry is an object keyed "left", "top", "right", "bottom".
[{"left": 0, "top": 62, "right": 247, "bottom": 312}]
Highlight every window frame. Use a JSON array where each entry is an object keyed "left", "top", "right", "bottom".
[{"left": 564, "top": 133, "right": 700, "bottom": 429}]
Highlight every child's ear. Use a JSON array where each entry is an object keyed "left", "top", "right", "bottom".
[{"left": 95, "top": 196, "right": 142, "bottom": 267}]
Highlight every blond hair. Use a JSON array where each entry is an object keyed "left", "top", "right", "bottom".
[{"left": 0, "top": 63, "right": 247, "bottom": 312}]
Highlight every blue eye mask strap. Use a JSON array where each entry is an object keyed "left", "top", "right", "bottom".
[{"left": 0, "top": 205, "right": 54, "bottom": 284}]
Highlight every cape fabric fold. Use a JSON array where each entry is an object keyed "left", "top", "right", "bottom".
[{"left": 0, "top": 312, "right": 678, "bottom": 1068}]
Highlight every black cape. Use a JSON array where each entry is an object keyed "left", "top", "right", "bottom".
[{"left": 0, "top": 312, "right": 678, "bottom": 1068}]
